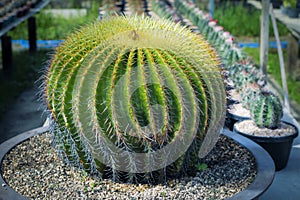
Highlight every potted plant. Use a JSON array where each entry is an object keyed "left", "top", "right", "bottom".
[
  {"left": 43, "top": 14, "right": 229, "bottom": 183},
  {"left": 281, "top": 1, "right": 289, "bottom": 15},
  {"left": 226, "top": 87, "right": 258, "bottom": 131},
  {"left": 233, "top": 90, "right": 299, "bottom": 171},
  {"left": 0, "top": 14, "right": 276, "bottom": 199},
  {"left": 281, "top": 0, "right": 291, "bottom": 14},
  {"left": 0, "top": 122, "right": 276, "bottom": 199},
  {"left": 283, "top": 0, "right": 299, "bottom": 18},
  {"left": 225, "top": 60, "right": 264, "bottom": 130}
]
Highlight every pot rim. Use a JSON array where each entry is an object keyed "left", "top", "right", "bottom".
[
  {"left": 227, "top": 110, "right": 251, "bottom": 121},
  {"left": 233, "top": 120, "right": 299, "bottom": 142},
  {"left": 223, "top": 128, "right": 275, "bottom": 200},
  {"left": 0, "top": 127, "right": 275, "bottom": 200},
  {"left": 0, "top": 126, "right": 50, "bottom": 200},
  {"left": 227, "top": 103, "right": 251, "bottom": 121}
]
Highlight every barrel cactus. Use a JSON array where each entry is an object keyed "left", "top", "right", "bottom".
[
  {"left": 250, "top": 91, "right": 283, "bottom": 129},
  {"left": 45, "top": 15, "right": 227, "bottom": 183}
]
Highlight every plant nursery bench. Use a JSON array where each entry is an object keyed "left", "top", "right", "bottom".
[{"left": 0, "top": 0, "right": 50, "bottom": 78}]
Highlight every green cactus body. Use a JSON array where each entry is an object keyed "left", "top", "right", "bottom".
[
  {"left": 241, "top": 87, "right": 261, "bottom": 110},
  {"left": 250, "top": 91, "right": 283, "bottom": 129},
  {"left": 45, "top": 15, "right": 226, "bottom": 183},
  {"left": 226, "top": 61, "right": 261, "bottom": 91}
]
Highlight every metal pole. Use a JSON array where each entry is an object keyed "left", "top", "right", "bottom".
[
  {"left": 1, "top": 34, "right": 13, "bottom": 79},
  {"left": 269, "top": 4, "right": 290, "bottom": 112},
  {"left": 28, "top": 16, "right": 37, "bottom": 53},
  {"left": 209, "top": 0, "right": 214, "bottom": 18},
  {"left": 260, "top": 0, "right": 270, "bottom": 77}
]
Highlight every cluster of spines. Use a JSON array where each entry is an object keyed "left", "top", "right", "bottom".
[
  {"left": 226, "top": 60, "right": 263, "bottom": 91},
  {"left": 151, "top": 0, "right": 174, "bottom": 19},
  {"left": 250, "top": 91, "right": 283, "bottom": 129},
  {"left": 45, "top": 15, "right": 226, "bottom": 183}
]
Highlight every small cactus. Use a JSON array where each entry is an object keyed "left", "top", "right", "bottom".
[
  {"left": 45, "top": 15, "right": 226, "bottom": 183},
  {"left": 222, "top": 45, "right": 245, "bottom": 66},
  {"left": 250, "top": 91, "right": 283, "bottom": 129},
  {"left": 241, "top": 87, "right": 260, "bottom": 109},
  {"left": 226, "top": 60, "right": 263, "bottom": 92}
]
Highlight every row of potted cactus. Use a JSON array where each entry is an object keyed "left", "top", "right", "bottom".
[
  {"left": 99, "top": 0, "right": 150, "bottom": 18},
  {"left": 99, "top": 0, "right": 124, "bottom": 17},
  {"left": 150, "top": 0, "right": 173, "bottom": 19},
  {"left": 125, "top": 0, "right": 148, "bottom": 15},
  {"left": 170, "top": 0, "right": 298, "bottom": 171}
]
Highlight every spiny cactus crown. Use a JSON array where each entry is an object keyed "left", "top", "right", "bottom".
[
  {"left": 45, "top": 15, "right": 226, "bottom": 183},
  {"left": 250, "top": 91, "right": 283, "bottom": 129},
  {"left": 226, "top": 60, "right": 263, "bottom": 91}
]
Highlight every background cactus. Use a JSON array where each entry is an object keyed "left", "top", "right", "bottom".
[
  {"left": 250, "top": 91, "right": 283, "bottom": 129},
  {"left": 241, "top": 87, "right": 261, "bottom": 110},
  {"left": 226, "top": 60, "right": 264, "bottom": 91},
  {"left": 45, "top": 15, "right": 226, "bottom": 183},
  {"left": 173, "top": 0, "right": 246, "bottom": 67}
]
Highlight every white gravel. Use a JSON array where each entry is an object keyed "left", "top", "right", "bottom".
[
  {"left": 235, "top": 120, "right": 297, "bottom": 137},
  {"left": 1, "top": 133, "right": 256, "bottom": 199}
]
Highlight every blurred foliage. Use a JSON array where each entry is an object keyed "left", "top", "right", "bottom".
[
  {"left": 214, "top": 2, "right": 299, "bottom": 107},
  {"left": 0, "top": 1, "right": 100, "bottom": 118},
  {"left": 243, "top": 47, "right": 300, "bottom": 105},
  {"left": 9, "top": 1, "right": 100, "bottom": 40},
  {"left": 214, "top": 2, "right": 289, "bottom": 37}
]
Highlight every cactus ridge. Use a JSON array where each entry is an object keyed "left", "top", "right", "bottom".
[
  {"left": 45, "top": 15, "right": 226, "bottom": 183},
  {"left": 161, "top": 50, "right": 208, "bottom": 171}
]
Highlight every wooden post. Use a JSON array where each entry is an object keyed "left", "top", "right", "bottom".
[
  {"left": 286, "top": 34, "right": 299, "bottom": 79},
  {"left": 260, "top": 0, "right": 270, "bottom": 77},
  {"left": 270, "top": 4, "right": 290, "bottom": 112},
  {"left": 209, "top": 0, "right": 215, "bottom": 18},
  {"left": 1, "top": 34, "right": 13, "bottom": 79},
  {"left": 28, "top": 16, "right": 37, "bottom": 53}
]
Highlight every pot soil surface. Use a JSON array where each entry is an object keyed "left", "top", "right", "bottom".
[{"left": 1, "top": 133, "right": 256, "bottom": 199}]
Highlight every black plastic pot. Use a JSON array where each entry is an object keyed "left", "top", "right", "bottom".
[
  {"left": 270, "top": 0, "right": 282, "bottom": 9},
  {"left": 287, "top": 8, "right": 299, "bottom": 18},
  {"left": 0, "top": 127, "right": 275, "bottom": 200},
  {"left": 226, "top": 104, "right": 251, "bottom": 131},
  {"left": 233, "top": 120, "right": 299, "bottom": 171},
  {"left": 280, "top": 5, "right": 289, "bottom": 15}
]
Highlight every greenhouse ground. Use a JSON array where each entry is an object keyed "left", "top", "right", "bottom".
[{"left": 0, "top": 86, "right": 299, "bottom": 199}]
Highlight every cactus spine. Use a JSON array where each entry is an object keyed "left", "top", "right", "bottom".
[
  {"left": 45, "top": 15, "right": 226, "bottom": 183},
  {"left": 250, "top": 91, "right": 283, "bottom": 129}
]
